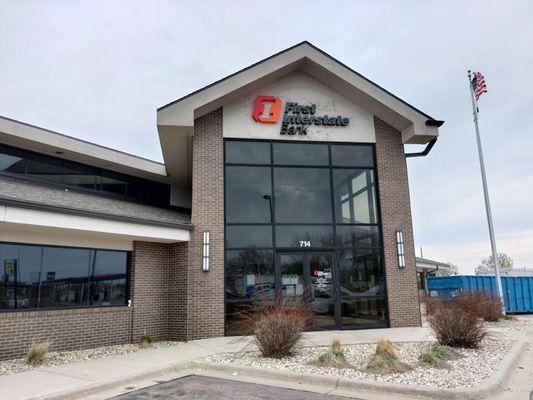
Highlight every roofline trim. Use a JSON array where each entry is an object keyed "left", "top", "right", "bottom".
[
  {"left": 0, "top": 115, "right": 166, "bottom": 167},
  {"left": 157, "top": 40, "right": 439, "bottom": 122},
  {"left": 0, "top": 196, "right": 193, "bottom": 231}
]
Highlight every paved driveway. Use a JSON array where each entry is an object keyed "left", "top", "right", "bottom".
[{"left": 113, "top": 375, "right": 359, "bottom": 400}]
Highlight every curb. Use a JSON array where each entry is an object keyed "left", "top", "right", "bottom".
[
  {"left": 186, "top": 337, "right": 527, "bottom": 400},
  {"left": 37, "top": 362, "right": 194, "bottom": 400}
]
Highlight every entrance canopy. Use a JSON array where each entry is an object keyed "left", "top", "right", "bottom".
[{"left": 157, "top": 41, "right": 443, "bottom": 188}]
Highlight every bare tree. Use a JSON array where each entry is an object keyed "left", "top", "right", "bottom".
[
  {"left": 475, "top": 253, "right": 513, "bottom": 275},
  {"left": 436, "top": 263, "right": 459, "bottom": 277}
]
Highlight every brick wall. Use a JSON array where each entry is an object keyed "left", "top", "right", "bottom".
[
  {"left": 0, "top": 240, "right": 188, "bottom": 360},
  {"left": 374, "top": 117, "right": 421, "bottom": 327},
  {"left": 188, "top": 108, "right": 225, "bottom": 340},
  {"left": 0, "top": 306, "right": 131, "bottom": 360}
]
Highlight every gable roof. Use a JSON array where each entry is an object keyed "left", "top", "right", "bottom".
[{"left": 156, "top": 41, "right": 443, "bottom": 186}]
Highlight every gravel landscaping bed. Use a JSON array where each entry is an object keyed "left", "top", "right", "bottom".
[
  {"left": 206, "top": 338, "right": 514, "bottom": 389},
  {"left": 486, "top": 316, "right": 531, "bottom": 331},
  {"left": 0, "top": 341, "right": 182, "bottom": 376}
]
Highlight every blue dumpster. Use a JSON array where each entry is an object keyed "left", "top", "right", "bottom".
[{"left": 427, "top": 275, "right": 533, "bottom": 313}]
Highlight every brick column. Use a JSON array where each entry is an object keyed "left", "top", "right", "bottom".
[
  {"left": 374, "top": 117, "right": 421, "bottom": 327},
  {"left": 188, "top": 108, "right": 225, "bottom": 339}
]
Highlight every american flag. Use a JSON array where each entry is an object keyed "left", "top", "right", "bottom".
[{"left": 471, "top": 72, "right": 488, "bottom": 101}]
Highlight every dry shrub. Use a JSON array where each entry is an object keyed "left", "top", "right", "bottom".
[
  {"left": 375, "top": 339, "right": 396, "bottom": 358},
  {"left": 424, "top": 294, "right": 441, "bottom": 316},
  {"left": 454, "top": 291, "right": 503, "bottom": 322},
  {"left": 366, "top": 339, "right": 411, "bottom": 374},
  {"left": 26, "top": 340, "right": 51, "bottom": 366},
  {"left": 312, "top": 339, "right": 351, "bottom": 368},
  {"left": 427, "top": 297, "right": 487, "bottom": 348},
  {"left": 235, "top": 299, "right": 312, "bottom": 358}
]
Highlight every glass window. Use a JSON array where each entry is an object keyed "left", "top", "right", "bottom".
[
  {"left": 333, "top": 169, "right": 377, "bottom": 224},
  {"left": 39, "top": 247, "right": 91, "bottom": 308},
  {"left": 0, "top": 243, "right": 42, "bottom": 309},
  {"left": 226, "top": 225, "right": 272, "bottom": 249},
  {"left": 336, "top": 226, "right": 380, "bottom": 248},
  {"left": 338, "top": 249, "right": 383, "bottom": 295},
  {"left": 225, "top": 250, "right": 274, "bottom": 300},
  {"left": 100, "top": 170, "right": 128, "bottom": 195},
  {"left": 26, "top": 153, "right": 64, "bottom": 184},
  {"left": 275, "top": 226, "right": 334, "bottom": 247},
  {"left": 331, "top": 145, "right": 374, "bottom": 167},
  {"left": 0, "top": 144, "right": 171, "bottom": 207},
  {"left": 274, "top": 167, "right": 332, "bottom": 223},
  {"left": 89, "top": 250, "right": 127, "bottom": 306},
  {"left": 280, "top": 253, "right": 305, "bottom": 299},
  {"left": 63, "top": 161, "right": 96, "bottom": 189},
  {"left": 225, "top": 166, "right": 272, "bottom": 223},
  {"left": 273, "top": 143, "right": 329, "bottom": 166},
  {"left": 0, "top": 243, "right": 129, "bottom": 310},
  {"left": 225, "top": 141, "right": 270, "bottom": 164},
  {"left": 0, "top": 145, "right": 26, "bottom": 173}
]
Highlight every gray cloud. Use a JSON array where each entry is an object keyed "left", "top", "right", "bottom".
[{"left": 1, "top": 0, "right": 532, "bottom": 272}]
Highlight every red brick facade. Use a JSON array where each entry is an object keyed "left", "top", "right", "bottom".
[
  {"left": 374, "top": 117, "right": 421, "bottom": 327},
  {"left": 0, "top": 111, "right": 422, "bottom": 361},
  {"left": 0, "top": 240, "right": 189, "bottom": 360},
  {"left": 188, "top": 108, "right": 225, "bottom": 339}
]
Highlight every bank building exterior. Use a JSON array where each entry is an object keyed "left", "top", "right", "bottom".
[{"left": 0, "top": 42, "right": 443, "bottom": 359}]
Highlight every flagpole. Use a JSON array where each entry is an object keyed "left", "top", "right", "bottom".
[{"left": 467, "top": 70, "right": 506, "bottom": 315}]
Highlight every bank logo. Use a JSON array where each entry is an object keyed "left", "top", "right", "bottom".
[{"left": 252, "top": 96, "right": 282, "bottom": 123}]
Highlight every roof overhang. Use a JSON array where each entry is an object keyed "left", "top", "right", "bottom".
[
  {"left": 157, "top": 41, "right": 443, "bottom": 186},
  {"left": 0, "top": 116, "right": 170, "bottom": 183},
  {"left": 416, "top": 257, "right": 451, "bottom": 273}
]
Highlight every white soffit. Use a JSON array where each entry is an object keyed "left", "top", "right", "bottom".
[
  {"left": 157, "top": 41, "right": 443, "bottom": 186},
  {"left": 0, "top": 204, "right": 190, "bottom": 243}
]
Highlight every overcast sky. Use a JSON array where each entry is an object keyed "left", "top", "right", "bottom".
[{"left": 1, "top": 1, "right": 532, "bottom": 273}]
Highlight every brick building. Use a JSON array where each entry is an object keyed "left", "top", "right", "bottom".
[{"left": 0, "top": 42, "right": 443, "bottom": 359}]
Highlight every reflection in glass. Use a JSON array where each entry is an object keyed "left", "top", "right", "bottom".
[
  {"left": 333, "top": 169, "right": 377, "bottom": 224},
  {"left": 0, "top": 243, "right": 129, "bottom": 310},
  {"left": 338, "top": 249, "right": 385, "bottom": 328},
  {"left": 331, "top": 145, "right": 374, "bottom": 167},
  {"left": 275, "top": 226, "right": 333, "bottom": 248},
  {"left": 225, "top": 141, "right": 271, "bottom": 164},
  {"left": 309, "top": 253, "right": 335, "bottom": 329},
  {"left": 274, "top": 168, "right": 332, "bottom": 223},
  {"left": 0, "top": 244, "right": 42, "bottom": 309},
  {"left": 39, "top": 247, "right": 91, "bottom": 308},
  {"left": 226, "top": 166, "right": 272, "bottom": 223},
  {"left": 279, "top": 254, "right": 304, "bottom": 300},
  {"left": 336, "top": 225, "right": 380, "bottom": 248},
  {"left": 225, "top": 249, "right": 274, "bottom": 300},
  {"left": 226, "top": 225, "right": 273, "bottom": 249},
  {"left": 89, "top": 250, "right": 127, "bottom": 306},
  {"left": 273, "top": 143, "right": 329, "bottom": 166}
]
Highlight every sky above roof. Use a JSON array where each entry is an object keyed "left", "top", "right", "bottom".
[{"left": 1, "top": 0, "right": 532, "bottom": 273}]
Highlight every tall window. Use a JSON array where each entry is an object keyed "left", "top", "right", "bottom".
[
  {"left": 224, "top": 140, "right": 385, "bottom": 332},
  {"left": 0, "top": 242, "right": 129, "bottom": 310}
]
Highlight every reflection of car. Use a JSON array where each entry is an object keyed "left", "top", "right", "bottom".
[
  {"left": 8, "top": 298, "right": 29, "bottom": 308},
  {"left": 312, "top": 286, "right": 334, "bottom": 314}
]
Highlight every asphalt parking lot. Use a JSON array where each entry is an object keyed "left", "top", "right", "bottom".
[{"left": 113, "top": 375, "right": 358, "bottom": 400}]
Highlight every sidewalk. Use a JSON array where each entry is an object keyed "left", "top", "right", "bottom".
[{"left": 0, "top": 325, "right": 526, "bottom": 400}]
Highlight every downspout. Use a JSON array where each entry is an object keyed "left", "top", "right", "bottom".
[{"left": 405, "top": 120, "right": 444, "bottom": 158}]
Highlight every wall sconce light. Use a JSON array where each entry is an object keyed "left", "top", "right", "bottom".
[
  {"left": 396, "top": 230, "right": 405, "bottom": 268},
  {"left": 202, "top": 231, "right": 210, "bottom": 272}
]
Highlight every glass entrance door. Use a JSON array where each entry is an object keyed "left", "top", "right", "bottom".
[{"left": 278, "top": 251, "right": 337, "bottom": 330}]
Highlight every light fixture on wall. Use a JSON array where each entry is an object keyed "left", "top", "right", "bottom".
[
  {"left": 396, "top": 230, "right": 405, "bottom": 269},
  {"left": 202, "top": 231, "right": 210, "bottom": 272}
]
